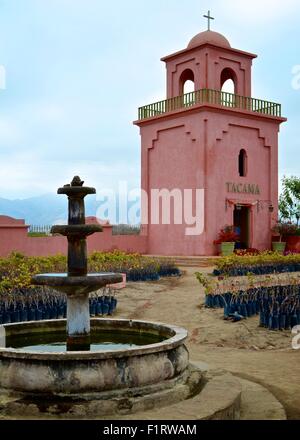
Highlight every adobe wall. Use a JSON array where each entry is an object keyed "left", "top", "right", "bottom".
[{"left": 0, "top": 216, "right": 147, "bottom": 258}]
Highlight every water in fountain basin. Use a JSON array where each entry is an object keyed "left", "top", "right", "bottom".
[{"left": 6, "top": 331, "right": 165, "bottom": 353}]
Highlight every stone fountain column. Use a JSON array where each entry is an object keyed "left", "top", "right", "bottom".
[
  {"left": 64, "top": 178, "right": 91, "bottom": 350},
  {"left": 32, "top": 176, "right": 123, "bottom": 352},
  {"left": 66, "top": 292, "right": 91, "bottom": 351}
]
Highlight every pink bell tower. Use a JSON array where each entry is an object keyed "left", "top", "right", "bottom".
[{"left": 134, "top": 19, "right": 286, "bottom": 256}]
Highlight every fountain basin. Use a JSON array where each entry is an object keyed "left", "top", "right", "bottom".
[
  {"left": 32, "top": 273, "right": 123, "bottom": 295},
  {"left": 0, "top": 319, "right": 188, "bottom": 395},
  {"left": 51, "top": 224, "right": 103, "bottom": 237}
]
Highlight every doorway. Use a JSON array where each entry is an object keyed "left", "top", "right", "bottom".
[{"left": 234, "top": 205, "right": 250, "bottom": 249}]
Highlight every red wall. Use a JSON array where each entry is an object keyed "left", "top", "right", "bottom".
[{"left": 0, "top": 216, "right": 147, "bottom": 258}]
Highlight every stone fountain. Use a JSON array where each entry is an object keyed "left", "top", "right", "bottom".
[
  {"left": 0, "top": 176, "right": 202, "bottom": 419},
  {"left": 32, "top": 176, "right": 123, "bottom": 351},
  {"left": 0, "top": 177, "right": 245, "bottom": 420}
]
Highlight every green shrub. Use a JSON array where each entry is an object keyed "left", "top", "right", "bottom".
[
  {"left": 0, "top": 251, "right": 179, "bottom": 292},
  {"left": 214, "top": 251, "right": 300, "bottom": 275}
]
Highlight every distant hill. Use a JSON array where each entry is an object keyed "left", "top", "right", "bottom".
[
  {"left": 0, "top": 194, "right": 141, "bottom": 226},
  {"left": 0, "top": 194, "right": 101, "bottom": 226}
]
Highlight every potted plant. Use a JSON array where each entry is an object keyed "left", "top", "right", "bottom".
[
  {"left": 286, "top": 226, "right": 300, "bottom": 253},
  {"left": 214, "top": 225, "right": 239, "bottom": 256},
  {"left": 271, "top": 221, "right": 296, "bottom": 254}
]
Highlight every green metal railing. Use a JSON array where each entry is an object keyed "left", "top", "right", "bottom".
[{"left": 138, "top": 89, "right": 282, "bottom": 120}]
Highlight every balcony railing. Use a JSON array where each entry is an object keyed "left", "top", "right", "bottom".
[{"left": 138, "top": 89, "right": 282, "bottom": 120}]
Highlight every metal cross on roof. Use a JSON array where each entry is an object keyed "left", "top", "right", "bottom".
[{"left": 203, "top": 10, "right": 215, "bottom": 31}]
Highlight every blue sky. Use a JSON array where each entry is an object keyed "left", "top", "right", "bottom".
[{"left": 0, "top": 0, "right": 299, "bottom": 199}]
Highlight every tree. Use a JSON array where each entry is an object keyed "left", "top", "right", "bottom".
[{"left": 279, "top": 176, "right": 300, "bottom": 225}]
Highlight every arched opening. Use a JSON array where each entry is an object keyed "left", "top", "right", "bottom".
[
  {"left": 179, "top": 69, "right": 195, "bottom": 96},
  {"left": 183, "top": 80, "right": 195, "bottom": 94},
  {"left": 221, "top": 68, "right": 237, "bottom": 94},
  {"left": 221, "top": 68, "right": 237, "bottom": 107},
  {"left": 221, "top": 79, "right": 235, "bottom": 94},
  {"left": 239, "top": 149, "right": 247, "bottom": 177}
]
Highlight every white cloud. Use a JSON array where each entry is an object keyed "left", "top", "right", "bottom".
[
  {"left": 32, "top": 103, "right": 66, "bottom": 124},
  {"left": 0, "top": 65, "right": 6, "bottom": 90},
  {"left": 0, "top": 156, "right": 140, "bottom": 199},
  {"left": 141, "top": 89, "right": 166, "bottom": 106},
  {"left": 218, "top": 0, "right": 300, "bottom": 23},
  {"left": 0, "top": 118, "right": 22, "bottom": 144},
  {"left": 0, "top": 0, "right": 298, "bottom": 200}
]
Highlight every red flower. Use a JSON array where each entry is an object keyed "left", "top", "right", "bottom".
[{"left": 214, "top": 225, "right": 239, "bottom": 245}]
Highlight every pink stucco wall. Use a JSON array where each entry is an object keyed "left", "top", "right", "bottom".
[
  {"left": 0, "top": 216, "right": 147, "bottom": 258},
  {"left": 0, "top": 216, "right": 31, "bottom": 256},
  {"left": 137, "top": 106, "right": 284, "bottom": 256}
]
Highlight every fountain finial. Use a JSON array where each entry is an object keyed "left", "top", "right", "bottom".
[
  {"left": 63, "top": 176, "right": 85, "bottom": 188},
  {"left": 71, "top": 176, "right": 84, "bottom": 187}
]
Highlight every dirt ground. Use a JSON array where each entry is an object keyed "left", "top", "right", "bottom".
[{"left": 115, "top": 266, "right": 300, "bottom": 420}]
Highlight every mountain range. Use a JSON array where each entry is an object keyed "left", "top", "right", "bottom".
[
  {"left": 0, "top": 194, "right": 102, "bottom": 226},
  {"left": 0, "top": 194, "right": 141, "bottom": 226}
]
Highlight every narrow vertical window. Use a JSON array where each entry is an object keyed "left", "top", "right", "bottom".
[{"left": 239, "top": 149, "right": 247, "bottom": 177}]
